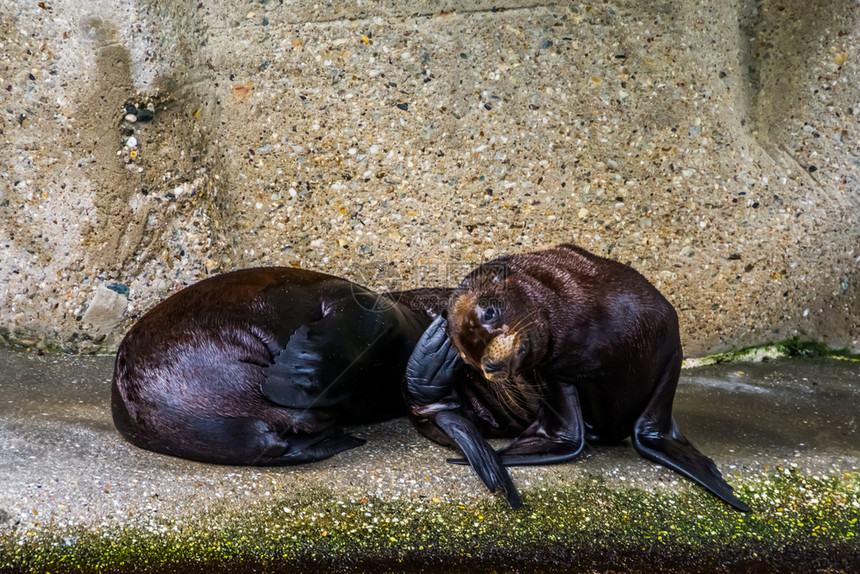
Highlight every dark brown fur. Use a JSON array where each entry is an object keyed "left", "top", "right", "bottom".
[
  {"left": 446, "top": 243, "right": 676, "bottom": 441},
  {"left": 405, "top": 244, "right": 750, "bottom": 511},
  {"left": 112, "top": 267, "right": 450, "bottom": 465}
]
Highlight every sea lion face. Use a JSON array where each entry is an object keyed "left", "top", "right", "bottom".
[{"left": 446, "top": 273, "right": 546, "bottom": 383}]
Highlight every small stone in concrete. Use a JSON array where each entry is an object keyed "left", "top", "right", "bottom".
[
  {"left": 106, "top": 283, "right": 130, "bottom": 296},
  {"left": 82, "top": 285, "right": 128, "bottom": 338}
]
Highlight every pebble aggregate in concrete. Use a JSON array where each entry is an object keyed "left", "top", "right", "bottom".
[{"left": 0, "top": 1, "right": 858, "bottom": 356}]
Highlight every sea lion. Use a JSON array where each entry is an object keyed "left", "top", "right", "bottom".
[
  {"left": 404, "top": 244, "right": 751, "bottom": 512},
  {"left": 112, "top": 267, "right": 450, "bottom": 465}
]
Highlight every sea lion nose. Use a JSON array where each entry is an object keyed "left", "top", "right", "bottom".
[
  {"left": 482, "top": 361, "right": 511, "bottom": 381},
  {"left": 483, "top": 361, "right": 504, "bottom": 374}
]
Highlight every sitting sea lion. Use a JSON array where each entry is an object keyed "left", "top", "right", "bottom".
[
  {"left": 404, "top": 244, "right": 750, "bottom": 512},
  {"left": 112, "top": 267, "right": 449, "bottom": 465}
]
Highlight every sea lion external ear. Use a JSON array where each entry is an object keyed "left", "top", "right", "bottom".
[{"left": 449, "top": 294, "right": 475, "bottom": 331}]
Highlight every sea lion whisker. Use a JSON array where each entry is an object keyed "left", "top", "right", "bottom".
[
  {"left": 504, "top": 388, "right": 532, "bottom": 418},
  {"left": 507, "top": 309, "right": 540, "bottom": 334},
  {"left": 507, "top": 322, "right": 533, "bottom": 342},
  {"left": 503, "top": 384, "right": 527, "bottom": 409},
  {"left": 488, "top": 377, "right": 529, "bottom": 416},
  {"left": 510, "top": 376, "right": 546, "bottom": 401},
  {"left": 486, "top": 377, "right": 544, "bottom": 417}
]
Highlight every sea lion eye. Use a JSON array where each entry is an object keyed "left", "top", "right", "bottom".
[{"left": 482, "top": 306, "right": 499, "bottom": 322}]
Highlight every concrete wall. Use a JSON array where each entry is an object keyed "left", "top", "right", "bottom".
[{"left": 1, "top": 0, "right": 858, "bottom": 355}]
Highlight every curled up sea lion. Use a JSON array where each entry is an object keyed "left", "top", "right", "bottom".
[
  {"left": 112, "top": 267, "right": 449, "bottom": 465},
  {"left": 404, "top": 244, "right": 751, "bottom": 512}
]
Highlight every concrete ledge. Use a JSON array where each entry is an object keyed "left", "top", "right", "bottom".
[{"left": 0, "top": 347, "right": 857, "bottom": 572}]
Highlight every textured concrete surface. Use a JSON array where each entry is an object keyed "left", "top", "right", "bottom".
[
  {"left": 0, "top": 0, "right": 858, "bottom": 355},
  {"left": 0, "top": 346, "right": 857, "bottom": 572}
]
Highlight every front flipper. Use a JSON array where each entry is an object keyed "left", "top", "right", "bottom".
[
  {"left": 404, "top": 315, "right": 463, "bottom": 406},
  {"left": 262, "top": 301, "right": 388, "bottom": 410},
  {"left": 436, "top": 411, "right": 521, "bottom": 509},
  {"left": 633, "top": 418, "right": 751, "bottom": 512},
  {"left": 258, "top": 432, "right": 366, "bottom": 466},
  {"left": 405, "top": 316, "right": 522, "bottom": 509},
  {"left": 450, "top": 382, "right": 586, "bottom": 466},
  {"left": 262, "top": 323, "right": 348, "bottom": 409},
  {"left": 404, "top": 315, "right": 469, "bottom": 447}
]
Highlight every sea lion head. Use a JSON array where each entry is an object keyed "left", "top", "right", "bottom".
[{"left": 446, "top": 262, "right": 548, "bottom": 384}]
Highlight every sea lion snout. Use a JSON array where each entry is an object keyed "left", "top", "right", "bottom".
[
  {"left": 481, "top": 332, "right": 519, "bottom": 380},
  {"left": 448, "top": 287, "right": 541, "bottom": 380},
  {"left": 481, "top": 359, "right": 509, "bottom": 381}
]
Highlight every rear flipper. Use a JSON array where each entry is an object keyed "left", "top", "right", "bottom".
[
  {"left": 436, "top": 410, "right": 522, "bottom": 509},
  {"left": 257, "top": 432, "right": 366, "bottom": 466},
  {"left": 633, "top": 346, "right": 751, "bottom": 513},
  {"left": 130, "top": 407, "right": 366, "bottom": 467},
  {"left": 633, "top": 418, "right": 751, "bottom": 513}
]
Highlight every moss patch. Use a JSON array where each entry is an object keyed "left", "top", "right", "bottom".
[
  {"left": 684, "top": 338, "right": 860, "bottom": 368},
  {"left": 2, "top": 470, "right": 856, "bottom": 573}
]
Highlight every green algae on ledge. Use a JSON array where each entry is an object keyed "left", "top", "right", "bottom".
[
  {"left": 2, "top": 470, "right": 857, "bottom": 573},
  {"left": 683, "top": 338, "right": 860, "bottom": 368}
]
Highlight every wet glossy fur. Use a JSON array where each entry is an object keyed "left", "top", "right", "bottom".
[
  {"left": 405, "top": 244, "right": 750, "bottom": 512},
  {"left": 448, "top": 244, "right": 677, "bottom": 441},
  {"left": 112, "top": 267, "right": 450, "bottom": 465}
]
